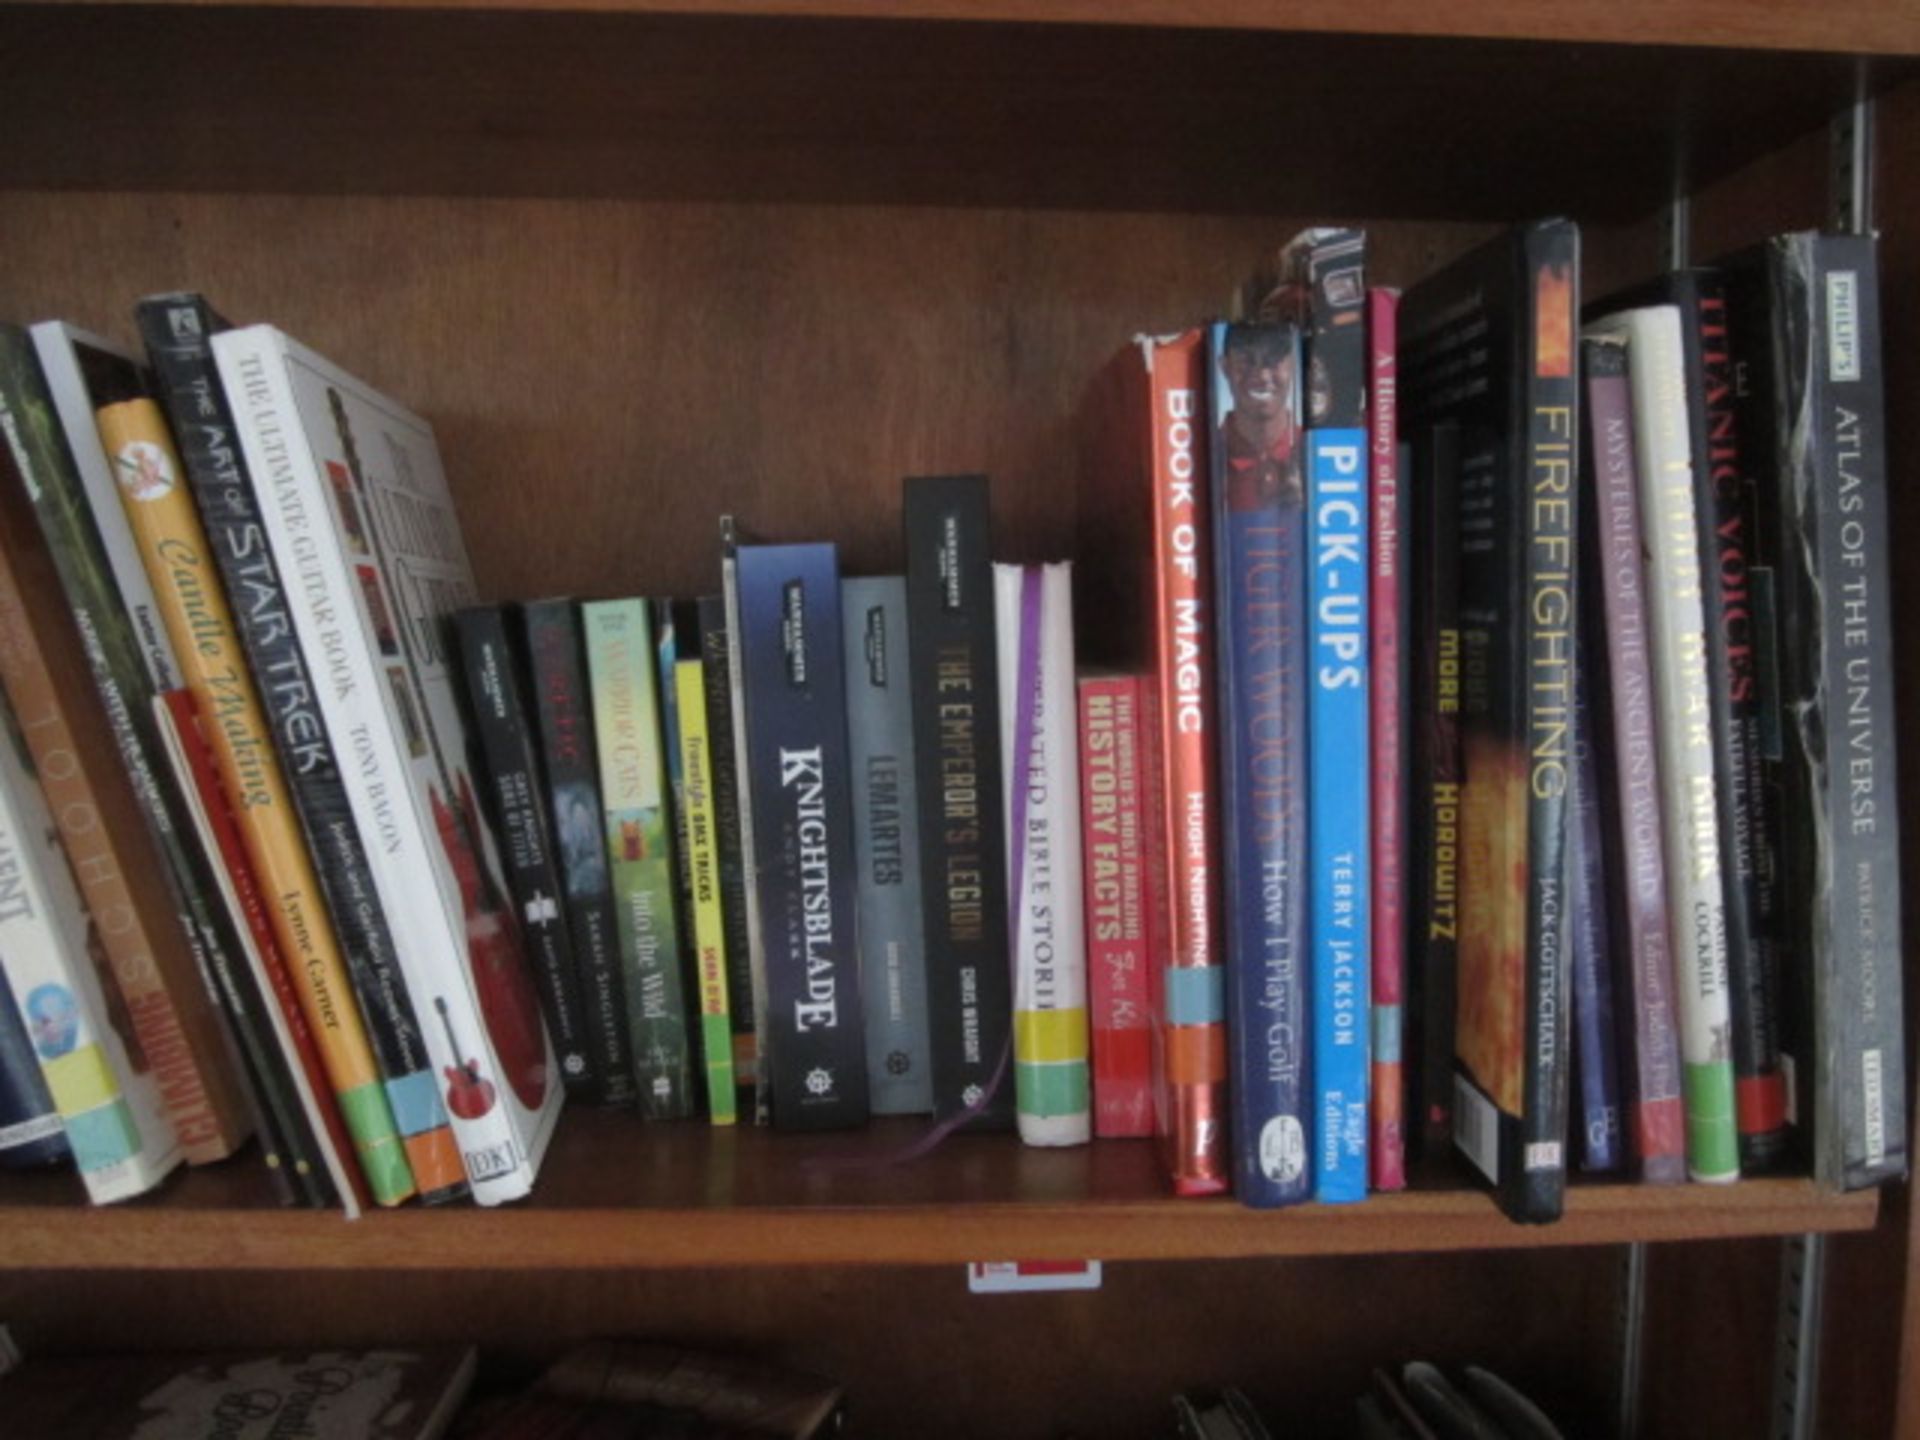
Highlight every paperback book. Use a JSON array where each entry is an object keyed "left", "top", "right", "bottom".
[
  {"left": 673, "top": 655, "right": 737, "bottom": 1122},
  {"left": 696, "top": 592, "right": 758, "bottom": 1082},
  {"left": 0, "top": 983, "right": 65, "bottom": 1169}
]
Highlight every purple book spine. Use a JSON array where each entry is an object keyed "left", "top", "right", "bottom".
[
  {"left": 1582, "top": 335, "right": 1686, "bottom": 1184},
  {"left": 1570, "top": 632, "right": 1623, "bottom": 1173}
]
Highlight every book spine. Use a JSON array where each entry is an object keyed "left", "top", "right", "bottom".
[
  {"left": 0, "top": 531, "right": 241, "bottom": 1167},
  {"left": 1569, "top": 634, "right": 1623, "bottom": 1172},
  {"left": 521, "top": 600, "right": 634, "bottom": 1107},
  {"left": 0, "top": 328, "right": 313, "bottom": 1206},
  {"left": 995, "top": 562, "right": 1090, "bottom": 1147},
  {"left": 96, "top": 398, "right": 415, "bottom": 1207},
  {"left": 1410, "top": 422, "right": 1462, "bottom": 1162},
  {"left": 1139, "top": 338, "right": 1228, "bottom": 1194},
  {"left": 1609, "top": 306, "right": 1741, "bottom": 1183},
  {"left": 841, "top": 577, "right": 933, "bottom": 1117},
  {"left": 674, "top": 656, "right": 737, "bottom": 1123},
  {"left": 157, "top": 687, "right": 359, "bottom": 1214},
  {"left": 904, "top": 476, "right": 1015, "bottom": 1130},
  {"left": 455, "top": 607, "right": 595, "bottom": 1099},
  {"left": 1367, "top": 288, "right": 1406, "bottom": 1192},
  {"left": 737, "top": 544, "right": 870, "bottom": 1129},
  {"left": 1686, "top": 276, "right": 1790, "bottom": 1169},
  {"left": 0, "top": 984, "right": 66, "bottom": 1169},
  {"left": 1210, "top": 319, "right": 1310, "bottom": 1207},
  {"left": 217, "top": 326, "right": 556, "bottom": 1205},
  {"left": 1290, "top": 229, "right": 1370, "bottom": 1203},
  {"left": 1581, "top": 335, "right": 1687, "bottom": 1184},
  {"left": 138, "top": 294, "right": 465, "bottom": 1199},
  {"left": 1077, "top": 675, "right": 1154, "bottom": 1139},
  {"left": 720, "top": 520, "right": 773, "bottom": 1121},
  {"left": 697, "top": 594, "right": 757, "bottom": 1078},
  {"left": 0, "top": 699, "right": 184, "bottom": 1204},
  {"left": 1767, "top": 233, "right": 1906, "bottom": 1188},
  {"left": 582, "top": 599, "right": 695, "bottom": 1119}
]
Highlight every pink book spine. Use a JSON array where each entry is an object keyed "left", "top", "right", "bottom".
[
  {"left": 1079, "top": 674, "right": 1154, "bottom": 1138},
  {"left": 1367, "top": 289, "right": 1407, "bottom": 1191}
]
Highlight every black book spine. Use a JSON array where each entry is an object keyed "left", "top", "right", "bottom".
[
  {"left": 1408, "top": 421, "right": 1462, "bottom": 1163},
  {"left": 520, "top": 599, "right": 636, "bottom": 1106},
  {"left": 904, "top": 474, "right": 1015, "bottom": 1129},
  {"left": 698, "top": 593, "right": 757, "bottom": 1062},
  {"left": 1755, "top": 233, "right": 1906, "bottom": 1188},
  {"left": 455, "top": 606, "right": 596, "bottom": 1099}
]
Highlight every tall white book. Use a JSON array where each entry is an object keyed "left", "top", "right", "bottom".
[
  {"left": 212, "top": 326, "right": 562, "bottom": 1204},
  {"left": 0, "top": 699, "right": 182, "bottom": 1203},
  {"left": 994, "top": 561, "right": 1090, "bottom": 1147},
  {"left": 1583, "top": 304, "right": 1739, "bottom": 1184}
]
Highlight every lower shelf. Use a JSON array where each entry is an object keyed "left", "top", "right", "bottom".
[{"left": 0, "top": 1110, "right": 1879, "bottom": 1271}]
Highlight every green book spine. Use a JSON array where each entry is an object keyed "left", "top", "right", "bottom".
[{"left": 583, "top": 599, "right": 694, "bottom": 1118}]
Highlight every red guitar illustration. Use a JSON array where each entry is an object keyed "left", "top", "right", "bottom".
[{"left": 435, "top": 994, "right": 497, "bottom": 1120}]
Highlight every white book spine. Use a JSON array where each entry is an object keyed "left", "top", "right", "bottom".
[
  {"left": 213, "top": 325, "right": 559, "bottom": 1204},
  {"left": 994, "top": 562, "right": 1090, "bottom": 1147},
  {"left": 27, "top": 323, "right": 184, "bottom": 693},
  {"left": 0, "top": 710, "right": 182, "bottom": 1203},
  {"left": 1590, "top": 305, "right": 1739, "bottom": 1184}
]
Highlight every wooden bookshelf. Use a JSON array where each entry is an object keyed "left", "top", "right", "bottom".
[{"left": 0, "top": 2, "right": 1915, "bottom": 1434}]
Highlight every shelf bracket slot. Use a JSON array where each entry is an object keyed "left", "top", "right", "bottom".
[
  {"left": 1830, "top": 76, "right": 1875, "bottom": 235},
  {"left": 1770, "top": 1232, "right": 1828, "bottom": 1440},
  {"left": 1614, "top": 1241, "right": 1648, "bottom": 1440}
]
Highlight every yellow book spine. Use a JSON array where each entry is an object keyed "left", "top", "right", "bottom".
[
  {"left": 96, "top": 398, "right": 415, "bottom": 1206},
  {"left": 675, "top": 657, "right": 735, "bottom": 1124}
]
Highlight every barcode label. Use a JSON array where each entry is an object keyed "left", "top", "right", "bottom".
[
  {"left": 1524, "top": 1141, "right": 1562, "bottom": 1173},
  {"left": 1453, "top": 1074, "right": 1499, "bottom": 1183},
  {"left": 1863, "top": 1048, "right": 1886, "bottom": 1166},
  {"left": 464, "top": 1140, "right": 521, "bottom": 1183},
  {"left": 1781, "top": 1050, "right": 1799, "bottom": 1127}
]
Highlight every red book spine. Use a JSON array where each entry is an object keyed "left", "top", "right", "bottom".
[
  {"left": 1368, "top": 289, "right": 1407, "bottom": 1191},
  {"left": 1078, "top": 674, "right": 1153, "bottom": 1138},
  {"left": 1143, "top": 331, "right": 1227, "bottom": 1194},
  {"left": 161, "top": 689, "right": 371, "bottom": 1214}
]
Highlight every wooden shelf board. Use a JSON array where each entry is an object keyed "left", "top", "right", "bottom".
[
  {"left": 13, "top": 0, "right": 1920, "bottom": 58},
  {"left": 0, "top": 1114, "right": 1879, "bottom": 1271}
]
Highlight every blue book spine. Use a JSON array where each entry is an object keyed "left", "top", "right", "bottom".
[
  {"left": 1210, "top": 321, "right": 1312, "bottom": 1207},
  {"left": 737, "top": 544, "right": 870, "bottom": 1129},
  {"left": 1570, "top": 630, "right": 1624, "bottom": 1172},
  {"left": 1309, "top": 426, "right": 1371, "bottom": 1202},
  {"left": 842, "top": 577, "right": 934, "bottom": 1115},
  {"left": 0, "top": 985, "right": 65, "bottom": 1169}
]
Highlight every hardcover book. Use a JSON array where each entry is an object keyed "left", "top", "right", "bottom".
[
  {"left": 1282, "top": 227, "right": 1372, "bottom": 1203},
  {"left": 0, "top": 325, "right": 312, "bottom": 1204},
  {"left": 0, "top": 982, "right": 65, "bottom": 1169},
  {"left": 1602, "top": 269, "right": 1788, "bottom": 1170},
  {"left": 1726, "top": 231, "right": 1906, "bottom": 1189},
  {"left": 520, "top": 599, "right": 635, "bottom": 1106},
  {"left": 455, "top": 606, "right": 595, "bottom": 1099},
  {"left": 736, "top": 541, "right": 869, "bottom": 1129},
  {"left": 1077, "top": 674, "right": 1155, "bottom": 1140},
  {"left": 582, "top": 599, "right": 695, "bottom": 1120},
  {"left": 1367, "top": 287, "right": 1408, "bottom": 1193},
  {"left": 1077, "top": 335, "right": 1228, "bottom": 1194},
  {"left": 1402, "top": 220, "right": 1579, "bottom": 1223},
  {"left": 841, "top": 576, "right": 933, "bottom": 1117},
  {"left": 673, "top": 655, "right": 737, "bottom": 1122},
  {"left": 0, "top": 690, "right": 183, "bottom": 1204},
  {"left": 1579, "top": 334, "right": 1686, "bottom": 1184},
  {"left": 696, "top": 592, "right": 757, "bottom": 1082},
  {"left": 1209, "top": 320, "right": 1311, "bottom": 1207},
  {"left": 1583, "top": 304, "right": 1739, "bottom": 1184},
  {"left": 213, "top": 324, "right": 562, "bottom": 1204},
  {"left": 995, "top": 561, "right": 1090, "bottom": 1147},
  {"left": 97, "top": 395, "right": 415, "bottom": 1208},
  {"left": 903, "top": 476, "right": 1014, "bottom": 1130},
  {"left": 139, "top": 292, "right": 465, "bottom": 1200}
]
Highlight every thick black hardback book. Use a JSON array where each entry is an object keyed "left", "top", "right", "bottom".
[
  {"left": 697, "top": 593, "right": 757, "bottom": 1072},
  {"left": 735, "top": 541, "right": 869, "bottom": 1130},
  {"left": 1600, "top": 268, "right": 1788, "bottom": 1170},
  {"left": 1401, "top": 221, "right": 1579, "bottom": 1223},
  {"left": 519, "top": 599, "right": 636, "bottom": 1106},
  {"left": 455, "top": 605, "right": 596, "bottom": 1099},
  {"left": 1723, "top": 231, "right": 1906, "bottom": 1190},
  {"left": 903, "top": 474, "right": 1015, "bottom": 1130}
]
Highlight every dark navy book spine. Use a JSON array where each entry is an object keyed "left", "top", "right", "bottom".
[
  {"left": 697, "top": 594, "right": 758, "bottom": 1066},
  {"left": 1569, "top": 630, "right": 1624, "bottom": 1173},
  {"left": 0, "top": 985, "right": 66, "bottom": 1169},
  {"left": 737, "top": 543, "right": 870, "bottom": 1130}
]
